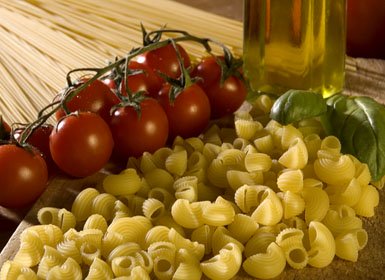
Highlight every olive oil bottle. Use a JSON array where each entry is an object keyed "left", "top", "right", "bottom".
[{"left": 243, "top": 0, "right": 347, "bottom": 98}]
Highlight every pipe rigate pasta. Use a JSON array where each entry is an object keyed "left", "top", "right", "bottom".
[
  {"left": 304, "top": 133, "right": 322, "bottom": 161},
  {"left": 139, "top": 152, "right": 158, "bottom": 174},
  {"left": 275, "top": 228, "right": 308, "bottom": 269},
  {"left": 314, "top": 154, "right": 356, "bottom": 185},
  {"left": 353, "top": 184, "right": 380, "bottom": 217},
  {"left": 142, "top": 198, "right": 166, "bottom": 221},
  {"left": 217, "top": 148, "right": 246, "bottom": 168},
  {"left": 101, "top": 231, "right": 126, "bottom": 259},
  {"left": 103, "top": 168, "right": 142, "bottom": 196},
  {"left": 46, "top": 257, "right": 82, "bottom": 280},
  {"left": 201, "top": 196, "right": 235, "bottom": 227},
  {"left": 56, "top": 240, "right": 82, "bottom": 264},
  {"left": 144, "top": 226, "right": 170, "bottom": 249},
  {"left": 306, "top": 221, "right": 336, "bottom": 268},
  {"left": 148, "top": 188, "right": 175, "bottom": 210},
  {"left": 335, "top": 228, "right": 368, "bottom": 262},
  {"left": 91, "top": 193, "right": 117, "bottom": 221},
  {"left": 211, "top": 226, "right": 244, "bottom": 255},
  {"left": 165, "top": 149, "right": 188, "bottom": 176},
  {"left": 280, "top": 124, "right": 303, "bottom": 150},
  {"left": 302, "top": 186, "right": 329, "bottom": 224},
  {"left": 173, "top": 176, "right": 198, "bottom": 202},
  {"left": 106, "top": 242, "right": 141, "bottom": 263},
  {"left": 244, "top": 231, "right": 276, "bottom": 258},
  {"left": 126, "top": 265, "right": 151, "bottom": 280},
  {"left": 277, "top": 191, "right": 305, "bottom": 219},
  {"left": 234, "top": 184, "right": 268, "bottom": 213},
  {"left": 37, "top": 246, "right": 64, "bottom": 279},
  {"left": 0, "top": 261, "right": 38, "bottom": 280},
  {"left": 71, "top": 188, "right": 100, "bottom": 222},
  {"left": 200, "top": 243, "right": 242, "bottom": 280},
  {"left": 191, "top": 225, "right": 215, "bottom": 255},
  {"left": 143, "top": 168, "right": 174, "bottom": 193},
  {"left": 244, "top": 152, "right": 272, "bottom": 172},
  {"left": 168, "top": 228, "right": 205, "bottom": 261},
  {"left": 171, "top": 199, "right": 204, "bottom": 229},
  {"left": 80, "top": 242, "right": 101, "bottom": 266},
  {"left": 226, "top": 170, "right": 263, "bottom": 191},
  {"left": 227, "top": 214, "right": 259, "bottom": 244},
  {"left": 322, "top": 204, "right": 362, "bottom": 236},
  {"left": 277, "top": 169, "right": 303, "bottom": 193},
  {"left": 253, "top": 133, "right": 275, "bottom": 155},
  {"left": 234, "top": 118, "right": 262, "bottom": 140},
  {"left": 320, "top": 136, "right": 342, "bottom": 156},
  {"left": 243, "top": 242, "right": 286, "bottom": 279},
  {"left": 173, "top": 248, "right": 202, "bottom": 280},
  {"left": 251, "top": 188, "right": 283, "bottom": 226},
  {"left": 107, "top": 216, "right": 152, "bottom": 248},
  {"left": 326, "top": 178, "right": 362, "bottom": 207},
  {"left": 85, "top": 257, "right": 113, "bottom": 280},
  {"left": 151, "top": 147, "right": 173, "bottom": 169},
  {"left": 111, "top": 255, "right": 137, "bottom": 277},
  {"left": 278, "top": 138, "right": 308, "bottom": 169}
]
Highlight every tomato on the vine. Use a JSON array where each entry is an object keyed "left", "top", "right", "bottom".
[
  {"left": 13, "top": 124, "right": 56, "bottom": 172},
  {"left": 0, "top": 116, "right": 11, "bottom": 140},
  {"left": 49, "top": 112, "right": 114, "bottom": 178},
  {"left": 56, "top": 78, "right": 120, "bottom": 123},
  {"left": 109, "top": 98, "right": 169, "bottom": 159},
  {"left": 192, "top": 55, "right": 247, "bottom": 119},
  {"left": 136, "top": 43, "right": 191, "bottom": 80},
  {"left": 158, "top": 83, "right": 211, "bottom": 140},
  {"left": 0, "top": 144, "right": 48, "bottom": 208},
  {"left": 119, "top": 61, "right": 163, "bottom": 98}
]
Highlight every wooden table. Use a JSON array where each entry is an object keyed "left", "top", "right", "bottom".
[{"left": 1, "top": 0, "right": 385, "bottom": 278}]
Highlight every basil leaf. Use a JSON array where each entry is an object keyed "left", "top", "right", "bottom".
[
  {"left": 270, "top": 90, "right": 327, "bottom": 125},
  {"left": 326, "top": 95, "right": 385, "bottom": 181}
]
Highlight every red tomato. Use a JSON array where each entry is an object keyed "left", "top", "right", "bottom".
[
  {"left": 109, "top": 98, "right": 169, "bottom": 159},
  {"left": 347, "top": 0, "right": 385, "bottom": 59},
  {"left": 56, "top": 78, "right": 120, "bottom": 123},
  {"left": 0, "top": 116, "right": 11, "bottom": 140},
  {"left": 0, "top": 144, "right": 48, "bottom": 208},
  {"left": 13, "top": 124, "right": 56, "bottom": 172},
  {"left": 136, "top": 43, "right": 191, "bottom": 80},
  {"left": 119, "top": 61, "right": 163, "bottom": 98},
  {"left": 50, "top": 112, "right": 114, "bottom": 177},
  {"left": 193, "top": 56, "right": 247, "bottom": 119},
  {"left": 158, "top": 84, "right": 211, "bottom": 140}
]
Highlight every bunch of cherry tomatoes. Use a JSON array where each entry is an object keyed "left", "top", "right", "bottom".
[{"left": 0, "top": 28, "right": 247, "bottom": 209}]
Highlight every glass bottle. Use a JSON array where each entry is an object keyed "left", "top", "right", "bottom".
[{"left": 243, "top": 0, "right": 347, "bottom": 98}]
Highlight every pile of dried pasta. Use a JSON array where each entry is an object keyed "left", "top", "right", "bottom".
[{"left": 0, "top": 95, "right": 380, "bottom": 279}]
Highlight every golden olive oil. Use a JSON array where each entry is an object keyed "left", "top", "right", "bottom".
[{"left": 243, "top": 0, "right": 346, "bottom": 98}]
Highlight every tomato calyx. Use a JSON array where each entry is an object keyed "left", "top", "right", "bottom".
[
  {"left": 110, "top": 92, "right": 148, "bottom": 118},
  {"left": 217, "top": 48, "right": 244, "bottom": 85}
]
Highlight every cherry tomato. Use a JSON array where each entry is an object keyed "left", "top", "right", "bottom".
[
  {"left": 158, "top": 83, "right": 211, "bottom": 140},
  {"left": 119, "top": 61, "right": 163, "bottom": 98},
  {"left": 56, "top": 78, "right": 120, "bottom": 123},
  {"left": 347, "top": 0, "right": 385, "bottom": 59},
  {"left": 0, "top": 116, "right": 11, "bottom": 140},
  {"left": 136, "top": 43, "right": 191, "bottom": 80},
  {"left": 50, "top": 112, "right": 114, "bottom": 177},
  {"left": 109, "top": 98, "right": 169, "bottom": 159},
  {"left": 0, "top": 144, "right": 48, "bottom": 208},
  {"left": 193, "top": 56, "right": 247, "bottom": 119},
  {"left": 13, "top": 124, "right": 56, "bottom": 172}
]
